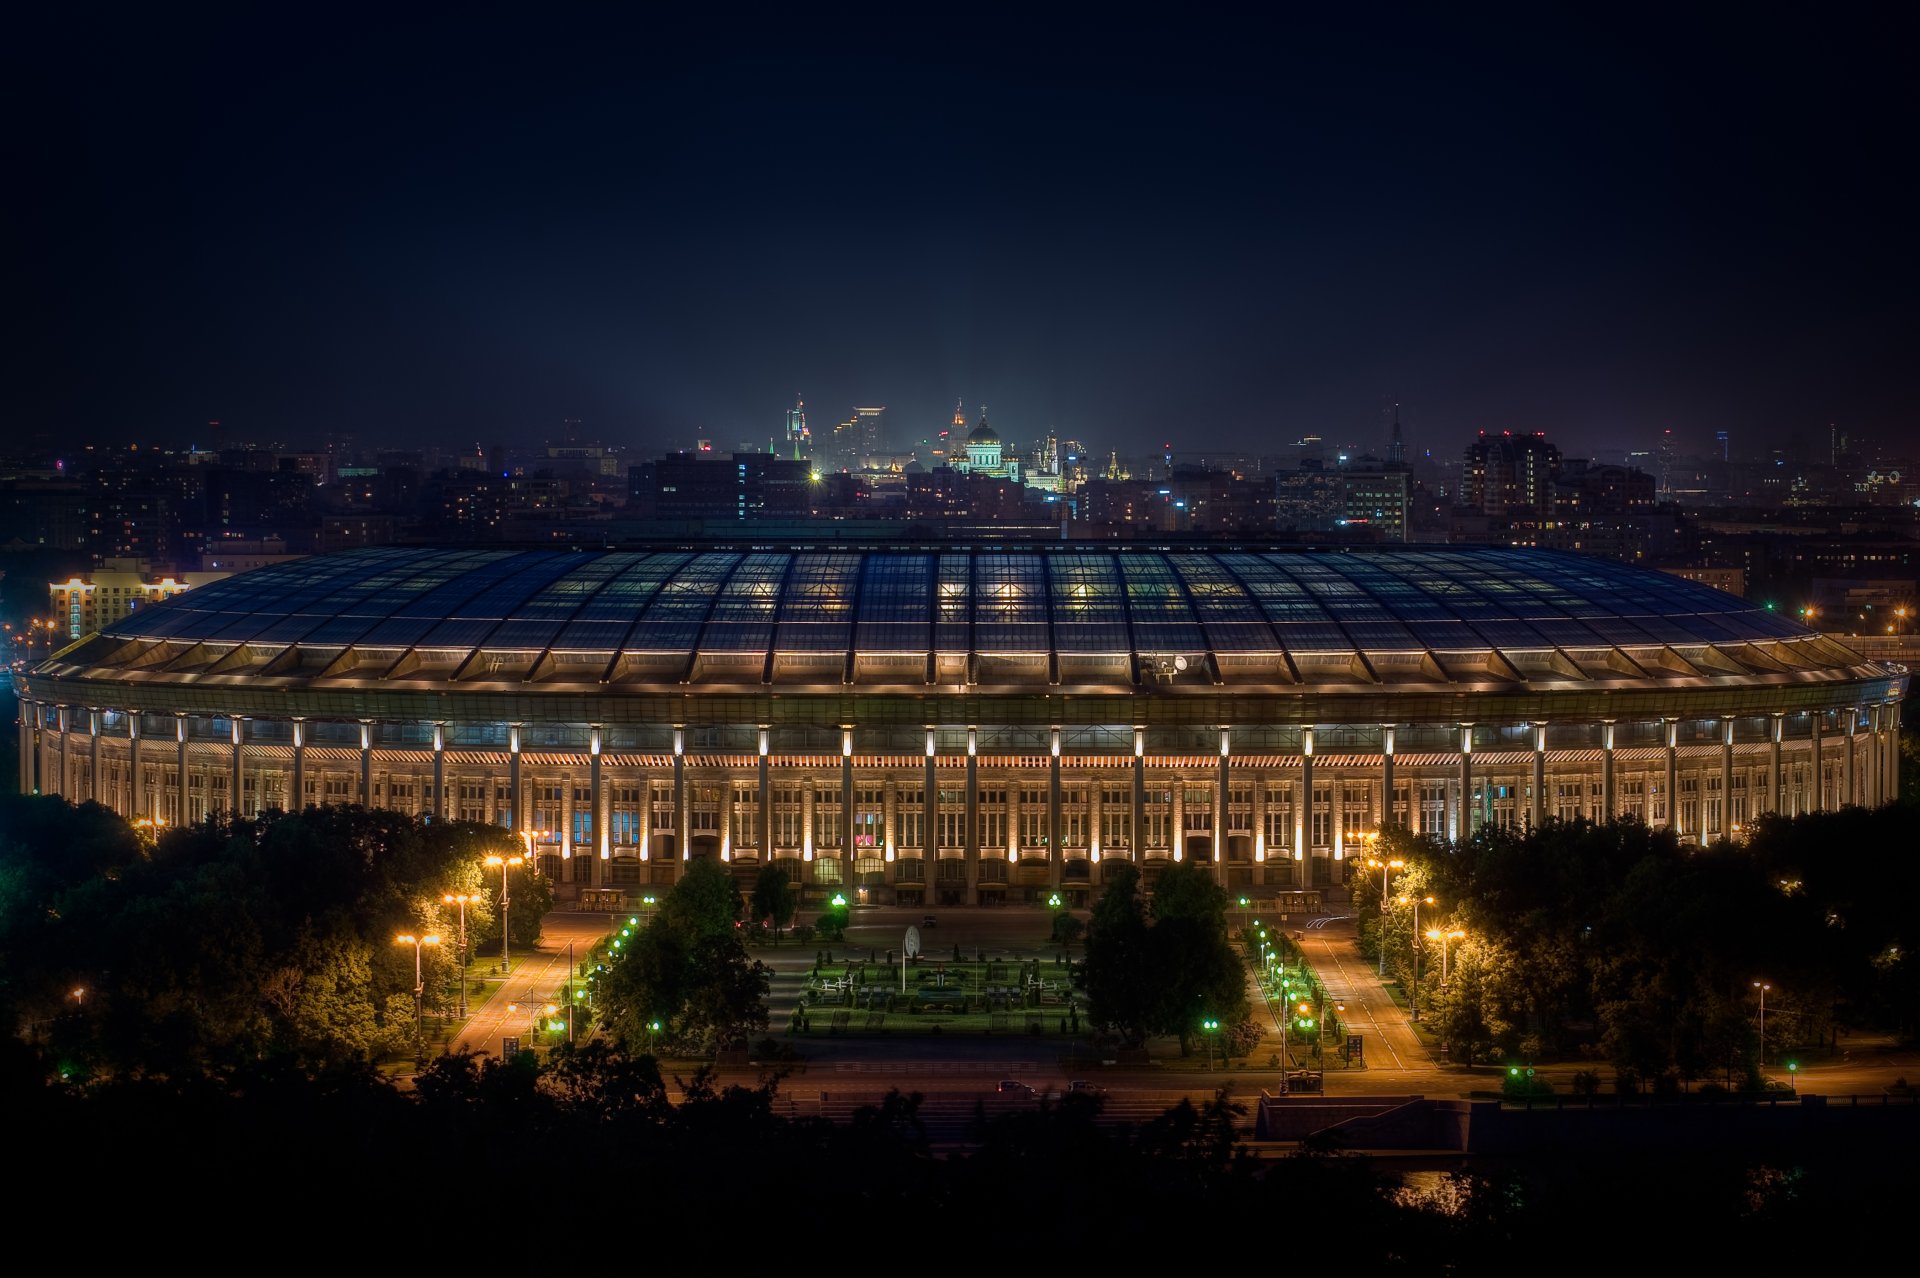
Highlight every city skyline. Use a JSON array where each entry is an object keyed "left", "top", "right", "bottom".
[{"left": 8, "top": 9, "right": 1914, "bottom": 459}]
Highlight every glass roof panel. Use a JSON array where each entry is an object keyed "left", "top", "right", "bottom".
[
  {"left": 971, "top": 553, "right": 1049, "bottom": 653},
  {"left": 698, "top": 553, "right": 789, "bottom": 652},
  {"left": 623, "top": 553, "right": 740, "bottom": 651},
  {"left": 934, "top": 552, "right": 972, "bottom": 653},
  {"left": 1050, "top": 553, "right": 1129, "bottom": 653},
  {"left": 855, "top": 553, "right": 933, "bottom": 653},
  {"left": 775, "top": 553, "right": 859, "bottom": 652}
]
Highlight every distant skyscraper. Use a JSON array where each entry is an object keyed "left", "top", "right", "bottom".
[
  {"left": 853, "top": 406, "right": 886, "bottom": 460},
  {"left": 1387, "top": 404, "right": 1407, "bottom": 469},
  {"left": 784, "top": 396, "right": 810, "bottom": 461},
  {"left": 1657, "top": 429, "right": 1675, "bottom": 502},
  {"left": 1716, "top": 429, "right": 1729, "bottom": 461},
  {"left": 1461, "top": 431, "right": 1562, "bottom": 515}
]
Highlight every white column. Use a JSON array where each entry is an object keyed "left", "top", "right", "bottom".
[
  {"left": 1531, "top": 722, "right": 1547, "bottom": 829},
  {"left": 1458, "top": 723, "right": 1474, "bottom": 840},
  {"left": 291, "top": 719, "right": 306, "bottom": 813},
  {"left": 508, "top": 724, "right": 523, "bottom": 833},
  {"left": 128, "top": 713, "right": 142, "bottom": 817},
  {"left": 1769, "top": 714, "right": 1783, "bottom": 815},
  {"left": 176, "top": 713, "right": 190, "bottom": 824},
  {"left": 1049, "top": 726, "right": 1064, "bottom": 890},
  {"left": 431, "top": 722, "right": 446, "bottom": 823},
  {"left": 1601, "top": 721, "right": 1616, "bottom": 818},
  {"left": 359, "top": 722, "right": 373, "bottom": 806},
  {"left": 1664, "top": 718, "right": 1679, "bottom": 833},
  {"left": 230, "top": 717, "right": 245, "bottom": 816},
  {"left": 1721, "top": 718, "right": 1735, "bottom": 838},
  {"left": 1380, "top": 724, "right": 1395, "bottom": 830},
  {"left": 1845, "top": 708, "right": 1858, "bottom": 807},
  {"left": 91, "top": 709, "right": 104, "bottom": 804}
]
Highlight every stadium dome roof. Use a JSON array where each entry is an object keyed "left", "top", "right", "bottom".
[{"left": 38, "top": 544, "right": 1868, "bottom": 692}]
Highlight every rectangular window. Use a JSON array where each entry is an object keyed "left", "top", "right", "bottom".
[
  {"left": 938, "top": 858, "right": 968, "bottom": 882},
  {"left": 812, "top": 856, "right": 842, "bottom": 884},
  {"left": 853, "top": 786, "right": 884, "bottom": 850},
  {"left": 1391, "top": 781, "right": 1411, "bottom": 828},
  {"left": 1019, "top": 787, "right": 1048, "bottom": 849},
  {"left": 1556, "top": 781, "right": 1581, "bottom": 823},
  {"left": 979, "top": 788, "right": 1007, "bottom": 851},
  {"left": 1143, "top": 787, "right": 1171, "bottom": 851},
  {"left": 731, "top": 784, "right": 758, "bottom": 850},
  {"left": 896, "top": 789, "right": 924, "bottom": 852},
  {"left": 651, "top": 781, "right": 676, "bottom": 832},
  {"left": 1264, "top": 785, "right": 1293, "bottom": 853},
  {"left": 1419, "top": 782, "right": 1446, "bottom": 835},
  {"left": 1062, "top": 788, "right": 1087, "bottom": 849},
  {"left": 773, "top": 785, "right": 804, "bottom": 849},
  {"left": 1342, "top": 782, "right": 1372, "bottom": 841},
  {"left": 1310, "top": 785, "right": 1331, "bottom": 848},
  {"left": 1102, "top": 785, "right": 1131, "bottom": 849},
  {"left": 938, "top": 789, "right": 966, "bottom": 850},
  {"left": 1184, "top": 786, "right": 1211, "bottom": 833},
  {"left": 609, "top": 809, "right": 639, "bottom": 845},
  {"left": 689, "top": 785, "right": 721, "bottom": 836},
  {"left": 815, "top": 793, "right": 843, "bottom": 850},
  {"left": 1226, "top": 785, "right": 1253, "bottom": 834},
  {"left": 895, "top": 857, "right": 924, "bottom": 881}
]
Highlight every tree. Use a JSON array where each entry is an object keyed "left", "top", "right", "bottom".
[
  {"left": 664, "top": 856, "right": 743, "bottom": 939},
  {"left": 1084, "top": 862, "right": 1153, "bottom": 1046},
  {"left": 751, "top": 864, "right": 798, "bottom": 943}
]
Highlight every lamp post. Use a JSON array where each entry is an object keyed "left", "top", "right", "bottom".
[
  {"left": 484, "top": 853, "right": 524, "bottom": 973},
  {"left": 442, "top": 893, "right": 475, "bottom": 1016},
  {"left": 1201, "top": 1016, "right": 1220, "bottom": 1073},
  {"left": 1754, "top": 981, "right": 1771, "bottom": 1066},
  {"left": 395, "top": 932, "right": 442, "bottom": 1053},
  {"left": 1366, "top": 853, "right": 1405, "bottom": 976},
  {"left": 1426, "top": 927, "right": 1465, "bottom": 986},
  {"left": 1399, "top": 894, "right": 1434, "bottom": 1020}
]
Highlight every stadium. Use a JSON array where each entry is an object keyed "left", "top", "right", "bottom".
[{"left": 15, "top": 544, "right": 1908, "bottom": 908}]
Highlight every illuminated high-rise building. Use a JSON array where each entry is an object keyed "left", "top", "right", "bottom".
[{"left": 784, "top": 396, "right": 810, "bottom": 461}]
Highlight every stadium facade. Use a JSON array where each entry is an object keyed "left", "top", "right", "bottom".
[{"left": 16, "top": 544, "right": 1908, "bottom": 907}]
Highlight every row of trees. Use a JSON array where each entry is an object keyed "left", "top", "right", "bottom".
[
  {"left": 1351, "top": 804, "right": 1920, "bottom": 1082},
  {"left": 1, "top": 794, "right": 549, "bottom": 1076},
  {"left": 7, "top": 1040, "right": 1896, "bottom": 1265}
]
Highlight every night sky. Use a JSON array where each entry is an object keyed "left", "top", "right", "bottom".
[{"left": 7, "top": 6, "right": 1915, "bottom": 461}]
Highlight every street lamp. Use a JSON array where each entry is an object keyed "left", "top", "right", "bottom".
[
  {"left": 483, "top": 853, "right": 524, "bottom": 973},
  {"left": 1201, "top": 1017, "right": 1220, "bottom": 1072},
  {"left": 1398, "top": 894, "right": 1434, "bottom": 1020},
  {"left": 442, "top": 893, "right": 476, "bottom": 1016},
  {"left": 1425, "top": 927, "right": 1466, "bottom": 986},
  {"left": 395, "top": 933, "right": 442, "bottom": 1053},
  {"left": 1366, "top": 853, "right": 1405, "bottom": 976},
  {"left": 1754, "top": 981, "right": 1771, "bottom": 1066}
]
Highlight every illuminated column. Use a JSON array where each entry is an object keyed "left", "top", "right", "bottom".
[
  {"left": 1531, "top": 723, "right": 1547, "bottom": 829},
  {"left": 1664, "top": 719, "right": 1679, "bottom": 833},
  {"left": 230, "top": 717, "right": 244, "bottom": 816},
  {"left": 673, "top": 727, "right": 686, "bottom": 861},
  {"left": 1810, "top": 714, "right": 1824, "bottom": 812},
  {"left": 1049, "top": 727, "right": 1063, "bottom": 891},
  {"left": 1089, "top": 776, "right": 1103, "bottom": 865},
  {"left": 1769, "top": 714, "right": 1783, "bottom": 815},
  {"left": 57, "top": 705, "right": 69, "bottom": 798},
  {"left": 1380, "top": 725, "right": 1395, "bottom": 830},
  {"left": 923, "top": 727, "right": 937, "bottom": 871},
  {"left": 841, "top": 727, "right": 855, "bottom": 864},
  {"left": 359, "top": 722, "right": 373, "bottom": 806},
  {"left": 592, "top": 725, "right": 608, "bottom": 883},
  {"left": 91, "top": 709, "right": 103, "bottom": 804},
  {"left": 719, "top": 768, "right": 734, "bottom": 865},
  {"left": 1251, "top": 768, "right": 1266, "bottom": 873},
  {"left": 508, "top": 724, "right": 523, "bottom": 832},
  {"left": 176, "top": 713, "right": 190, "bottom": 823},
  {"left": 16, "top": 701, "right": 31, "bottom": 795},
  {"left": 965, "top": 727, "right": 980, "bottom": 900},
  {"left": 1132, "top": 727, "right": 1146, "bottom": 862},
  {"left": 1721, "top": 719, "right": 1735, "bottom": 837},
  {"left": 1835, "top": 706, "right": 1850, "bottom": 805},
  {"left": 431, "top": 722, "right": 446, "bottom": 823},
  {"left": 1170, "top": 781, "right": 1184, "bottom": 863},
  {"left": 882, "top": 783, "right": 896, "bottom": 868},
  {"left": 756, "top": 725, "right": 771, "bottom": 855},
  {"left": 128, "top": 713, "right": 142, "bottom": 817},
  {"left": 1215, "top": 727, "right": 1230, "bottom": 885},
  {"left": 1601, "top": 721, "right": 1616, "bottom": 818},
  {"left": 1890, "top": 704, "right": 1902, "bottom": 802},
  {"left": 1458, "top": 723, "right": 1474, "bottom": 840},
  {"left": 1299, "top": 726, "right": 1314, "bottom": 860}
]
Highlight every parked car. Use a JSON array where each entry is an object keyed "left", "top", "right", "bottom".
[
  {"left": 997, "top": 1079, "right": 1031, "bottom": 1095},
  {"left": 921, "top": 914, "right": 938, "bottom": 928},
  {"left": 1068, "top": 1080, "right": 1108, "bottom": 1096}
]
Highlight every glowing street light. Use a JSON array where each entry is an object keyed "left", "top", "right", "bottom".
[
  {"left": 1754, "top": 981, "right": 1772, "bottom": 1066},
  {"left": 1365, "top": 851, "right": 1405, "bottom": 976},
  {"left": 394, "top": 932, "right": 442, "bottom": 1052},
  {"left": 442, "top": 893, "right": 476, "bottom": 1016},
  {"left": 1399, "top": 894, "right": 1435, "bottom": 1020},
  {"left": 484, "top": 853, "right": 525, "bottom": 973},
  {"left": 1425, "top": 927, "right": 1466, "bottom": 986}
]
